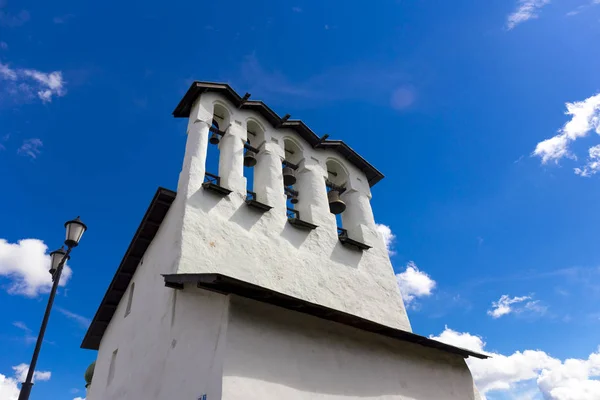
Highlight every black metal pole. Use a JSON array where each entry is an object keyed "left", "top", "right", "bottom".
[{"left": 18, "top": 247, "right": 72, "bottom": 400}]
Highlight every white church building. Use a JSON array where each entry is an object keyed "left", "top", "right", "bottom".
[{"left": 81, "top": 81, "right": 487, "bottom": 400}]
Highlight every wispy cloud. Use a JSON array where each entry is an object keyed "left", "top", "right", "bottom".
[
  {"left": 507, "top": 0, "right": 551, "bottom": 30},
  {"left": 0, "top": 60, "right": 66, "bottom": 104},
  {"left": 0, "top": 133, "right": 8, "bottom": 150},
  {"left": 487, "top": 294, "right": 547, "bottom": 318},
  {"left": 574, "top": 144, "right": 600, "bottom": 177},
  {"left": 53, "top": 14, "right": 74, "bottom": 24},
  {"left": 12, "top": 321, "right": 37, "bottom": 344},
  {"left": 0, "top": 41, "right": 7, "bottom": 50},
  {"left": 56, "top": 307, "right": 91, "bottom": 329},
  {"left": 532, "top": 92, "right": 600, "bottom": 168},
  {"left": 18, "top": 138, "right": 43, "bottom": 159},
  {"left": 233, "top": 53, "right": 415, "bottom": 110},
  {"left": 0, "top": 2, "right": 30, "bottom": 28},
  {"left": 567, "top": 0, "right": 600, "bottom": 16},
  {"left": 291, "top": 6, "right": 302, "bottom": 13}
]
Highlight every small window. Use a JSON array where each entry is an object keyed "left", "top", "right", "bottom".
[
  {"left": 107, "top": 349, "right": 118, "bottom": 386},
  {"left": 125, "top": 282, "right": 135, "bottom": 318}
]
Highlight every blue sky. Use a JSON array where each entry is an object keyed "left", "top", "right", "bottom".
[{"left": 1, "top": 0, "right": 600, "bottom": 399}]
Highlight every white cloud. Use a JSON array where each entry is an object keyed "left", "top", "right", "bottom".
[
  {"left": 574, "top": 144, "right": 600, "bottom": 177},
  {"left": 17, "top": 138, "right": 42, "bottom": 159},
  {"left": 487, "top": 294, "right": 546, "bottom": 319},
  {"left": 507, "top": 0, "right": 551, "bottom": 30},
  {"left": 488, "top": 294, "right": 530, "bottom": 318},
  {"left": 375, "top": 223, "right": 396, "bottom": 255},
  {"left": 431, "top": 326, "right": 600, "bottom": 399},
  {"left": 395, "top": 261, "right": 436, "bottom": 305},
  {"left": 12, "top": 364, "right": 51, "bottom": 383},
  {"left": 538, "top": 352, "right": 600, "bottom": 400},
  {"left": 0, "top": 61, "right": 66, "bottom": 103},
  {"left": 0, "top": 364, "right": 51, "bottom": 400},
  {"left": 73, "top": 397, "right": 86, "bottom": 400},
  {"left": 0, "top": 238, "right": 72, "bottom": 297},
  {"left": 533, "top": 93, "right": 600, "bottom": 165},
  {"left": 533, "top": 134, "right": 571, "bottom": 164}
]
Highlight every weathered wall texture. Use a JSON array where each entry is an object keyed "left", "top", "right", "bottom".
[
  {"left": 223, "top": 296, "right": 479, "bottom": 400},
  {"left": 176, "top": 92, "right": 412, "bottom": 332},
  {"left": 87, "top": 207, "right": 228, "bottom": 400}
]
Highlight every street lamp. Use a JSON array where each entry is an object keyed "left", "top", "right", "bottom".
[{"left": 18, "top": 217, "right": 87, "bottom": 400}]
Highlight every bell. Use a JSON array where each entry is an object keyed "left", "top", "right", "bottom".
[
  {"left": 283, "top": 166, "right": 296, "bottom": 186},
  {"left": 244, "top": 150, "right": 257, "bottom": 167},
  {"left": 289, "top": 193, "right": 299, "bottom": 204},
  {"left": 328, "top": 190, "right": 346, "bottom": 214},
  {"left": 209, "top": 132, "right": 220, "bottom": 145}
]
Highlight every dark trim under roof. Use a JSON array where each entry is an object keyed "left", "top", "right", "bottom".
[
  {"left": 173, "top": 81, "right": 384, "bottom": 187},
  {"left": 163, "top": 273, "right": 488, "bottom": 360},
  {"left": 81, "top": 187, "right": 176, "bottom": 350}
]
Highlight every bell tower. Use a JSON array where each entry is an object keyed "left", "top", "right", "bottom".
[
  {"left": 172, "top": 82, "right": 411, "bottom": 331},
  {"left": 82, "top": 81, "right": 486, "bottom": 400}
]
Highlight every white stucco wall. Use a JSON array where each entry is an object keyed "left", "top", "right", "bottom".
[
  {"left": 176, "top": 92, "right": 412, "bottom": 332},
  {"left": 87, "top": 205, "right": 228, "bottom": 400},
  {"left": 223, "top": 296, "right": 479, "bottom": 400}
]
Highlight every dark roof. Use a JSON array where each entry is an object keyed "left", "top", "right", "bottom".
[
  {"left": 81, "top": 188, "right": 176, "bottom": 350},
  {"left": 163, "top": 273, "right": 488, "bottom": 360},
  {"left": 173, "top": 81, "right": 384, "bottom": 187}
]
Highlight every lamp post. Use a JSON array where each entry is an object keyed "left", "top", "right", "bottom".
[{"left": 18, "top": 217, "right": 87, "bottom": 400}]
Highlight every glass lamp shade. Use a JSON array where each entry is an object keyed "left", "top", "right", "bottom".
[
  {"left": 49, "top": 247, "right": 69, "bottom": 275},
  {"left": 64, "top": 216, "right": 87, "bottom": 247}
]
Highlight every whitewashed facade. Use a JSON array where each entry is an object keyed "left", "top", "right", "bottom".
[{"left": 82, "top": 82, "right": 485, "bottom": 400}]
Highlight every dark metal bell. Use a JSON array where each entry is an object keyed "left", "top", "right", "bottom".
[
  {"left": 209, "top": 132, "right": 220, "bottom": 145},
  {"left": 290, "top": 193, "right": 299, "bottom": 204},
  {"left": 328, "top": 190, "right": 346, "bottom": 214},
  {"left": 244, "top": 150, "right": 257, "bottom": 167},
  {"left": 283, "top": 166, "right": 296, "bottom": 186}
]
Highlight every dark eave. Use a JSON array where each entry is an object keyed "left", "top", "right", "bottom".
[
  {"left": 81, "top": 187, "right": 176, "bottom": 350},
  {"left": 162, "top": 273, "right": 489, "bottom": 360},
  {"left": 173, "top": 81, "right": 384, "bottom": 187}
]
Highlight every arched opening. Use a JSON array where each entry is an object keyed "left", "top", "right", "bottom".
[
  {"left": 326, "top": 159, "right": 349, "bottom": 231},
  {"left": 205, "top": 103, "right": 230, "bottom": 188},
  {"left": 244, "top": 119, "right": 265, "bottom": 195},
  {"left": 283, "top": 139, "right": 303, "bottom": 219}
]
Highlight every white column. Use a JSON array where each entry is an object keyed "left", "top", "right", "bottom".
[
  {"left": 218, "top": 124, "right": 246, "bottom": 193},
  {"left": 177, "top": 98, "right": 212, "bottom": 199},
  {"left": 341, "top": 189, "right": 378, "bottom": 244},
  {"left": 254, "top": 141, "right": 286, "bottom": 210},
  {"left": 295, "top": 160, "right": 336, "bottom": 227}
]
